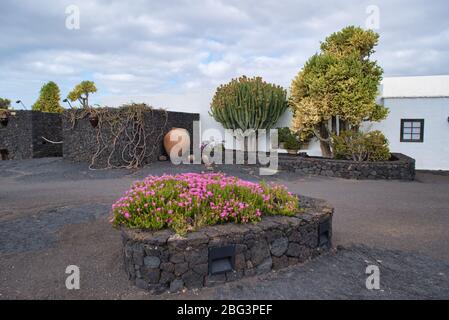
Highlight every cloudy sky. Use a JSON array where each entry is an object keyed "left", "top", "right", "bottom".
[{"left": 1, "top": 0, "right": 448, "bottom": 112}]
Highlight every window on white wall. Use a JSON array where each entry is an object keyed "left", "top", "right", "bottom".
[{"left": 400, "top": 119, "right": 424, "bottom": 143}]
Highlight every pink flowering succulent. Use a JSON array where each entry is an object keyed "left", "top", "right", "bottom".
[{"left": 111, "top": 172, "right": 299, "bottom": 235}]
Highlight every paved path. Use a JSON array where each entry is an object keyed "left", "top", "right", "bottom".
[{"left": 0, "top": 158, "right": 448, "bottom": 299}]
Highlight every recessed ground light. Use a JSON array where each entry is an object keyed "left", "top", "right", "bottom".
[
  {"left": 208, "top": 245, "right": 236, "bottom": 275},
  {"left": 319, "top": 219, "right": 331, "bottom": 247}
]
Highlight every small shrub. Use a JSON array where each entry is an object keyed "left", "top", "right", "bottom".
[
  {"left": 284, "top": 134, "right": 301, "bottom": 150},
  {"left": 276, "top": 127, "right": 301, "bottom": 150},
  {"left": 332, "top": 130, "right": 390, "bottom": 161},
  {"left": 111, "top": 173, "right": 299, "bottom": 235},
  {"left": 277, "top": 127, "right": 292, "bottom": 143}
]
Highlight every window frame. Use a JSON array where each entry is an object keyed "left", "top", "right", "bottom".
[{"left": 400, "top": 119, "right": 424, "bottom": 143}]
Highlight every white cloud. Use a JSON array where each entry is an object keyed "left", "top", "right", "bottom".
[
  {"left": 0, "top": 0, "right": 448, "bottom": 110},
  {"left": 199, "top": 60, "right": 231, "bottom": 77},
  {"left": 30, "top": 61, "right": 75, "bottom": 75},
  {"left": 93, "top": 73, "right": 138, "bottom": 82}
]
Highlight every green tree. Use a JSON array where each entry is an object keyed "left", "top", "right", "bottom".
[
  {"left": 32, "top": 81, "right": 64, "bottom": 113},
  {"left": 290, "top": 26, "right": 388, "bottom": 157},
  {"left": 67, "top": 81, "right": 97, "bottom": 108},
  {"left": 0, "top": 97, "right": 11, "bottom": 109}
]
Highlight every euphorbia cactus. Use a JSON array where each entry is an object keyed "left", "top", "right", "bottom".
[{"left": 209, "top": 76, "right": 289, "bottom": 131}]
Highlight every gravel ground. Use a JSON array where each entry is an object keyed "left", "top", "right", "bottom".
[{"left": 0, "top": 158, "right": 448, "bottom": 299}]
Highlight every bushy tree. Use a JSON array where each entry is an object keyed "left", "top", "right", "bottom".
[
  {"left": 290, "top": 26, "right": 388, "bottom": 157},
  {"left": 32, "top": 81, "right": 64, "bottom": 113},
  {"left": 0, "top": 98, "right": 11, "bottom": 109},
  {"left": 67, "top": 81, "right": 97, "bottom": 108}
]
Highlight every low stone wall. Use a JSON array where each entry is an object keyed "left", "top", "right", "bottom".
[
  {"left": 62, "top": 108, "right": 199, "bottom": 167},
  {"left": 278, "top": 153, "right": 415, "bottom": 180},
  {"left": 120, "top": 196, "right": 333, "bottom": 294},
  {"left": 0, "top": 110, "right": 62, "bottom": 160}
]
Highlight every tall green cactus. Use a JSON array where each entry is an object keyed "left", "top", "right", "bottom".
[{"left": 209, "top": 76, "right": 289, "bottom": 130}]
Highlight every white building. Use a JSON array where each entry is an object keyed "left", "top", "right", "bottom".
[
  {"left": 372, "top": 75, "right": 449, "bottom": 170},
  {"left": 276, "top": 75, "right": 449, "bottom": 170}
]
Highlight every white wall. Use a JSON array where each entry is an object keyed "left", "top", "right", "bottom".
[{"left": 371, "top": 97, "right": 449, "bottom": 170}]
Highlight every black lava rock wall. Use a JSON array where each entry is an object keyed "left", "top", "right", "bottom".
[
  {"left": 0, "top": 110, "right": 62, "bottom": 160},
  {"left": 121, "top": 196, "right": 333, "bottom": 294},
  {"left": 278, "top": 152, "right": 416, "bottom": 180},
  {"left": 62, "top": 108, "right": 200, "bottom": 167}
]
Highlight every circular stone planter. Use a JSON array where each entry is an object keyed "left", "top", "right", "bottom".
[
  {"left": 278, "top": 152, "right": 415, "bottom": 180},
  {"left": 120, "top": 195, "right": 333, "bottom": 294}
]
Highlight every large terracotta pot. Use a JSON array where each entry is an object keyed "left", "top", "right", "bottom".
[{"left": 163, "top": 128, "right": 191, "bottom": 158}]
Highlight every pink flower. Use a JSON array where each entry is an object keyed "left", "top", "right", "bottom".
[{"left": 111, "top": 172, "right": 297, "bottom": 230}]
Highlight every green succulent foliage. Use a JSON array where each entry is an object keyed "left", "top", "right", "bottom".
[
  {"left": 0, "top": 97, "right": 11, "bottom": 110},
  {"left": 32, "top": 81, "right": 64, "bottom": 113},
  {"left": 67, "top": 81, "right": 97, "bottom": 108},
  {"left": 283, "top": 134, "right": 301, "bottom": 151},
  {"left": 278, "top": 126, "right": 312, "bottom": 145},
  {"left": 210, "top": 76, "right": 289, "bottom": 131},
  {"left": 277, "top": 127, "right": 293, "bottom": 143},
  {"left": 290, "top": 26, "right": 389, "bottom": 157},
  {"left": 332, "top": 130, "right": 390, "bottom": 162},
  {"left": 320, "top": 25, "right": 380, "bottom": 58},
  {"left": 291, "top": 26, "right": 388, "bottom": 129}
]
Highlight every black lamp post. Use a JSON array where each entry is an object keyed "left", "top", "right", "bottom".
[
  {"left": 16, "top": 100, "right": 26, "bottom": 109},
  {"left": 63, "top": 99, "right": 73, "bottom": 109}
]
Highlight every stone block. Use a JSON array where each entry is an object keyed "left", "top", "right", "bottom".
[
  {"left": 270, "top": 237, "right": 289, "bottom": 257},
  {"left": 144, "top": 256, "right": 161, "bottom": 268}
]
